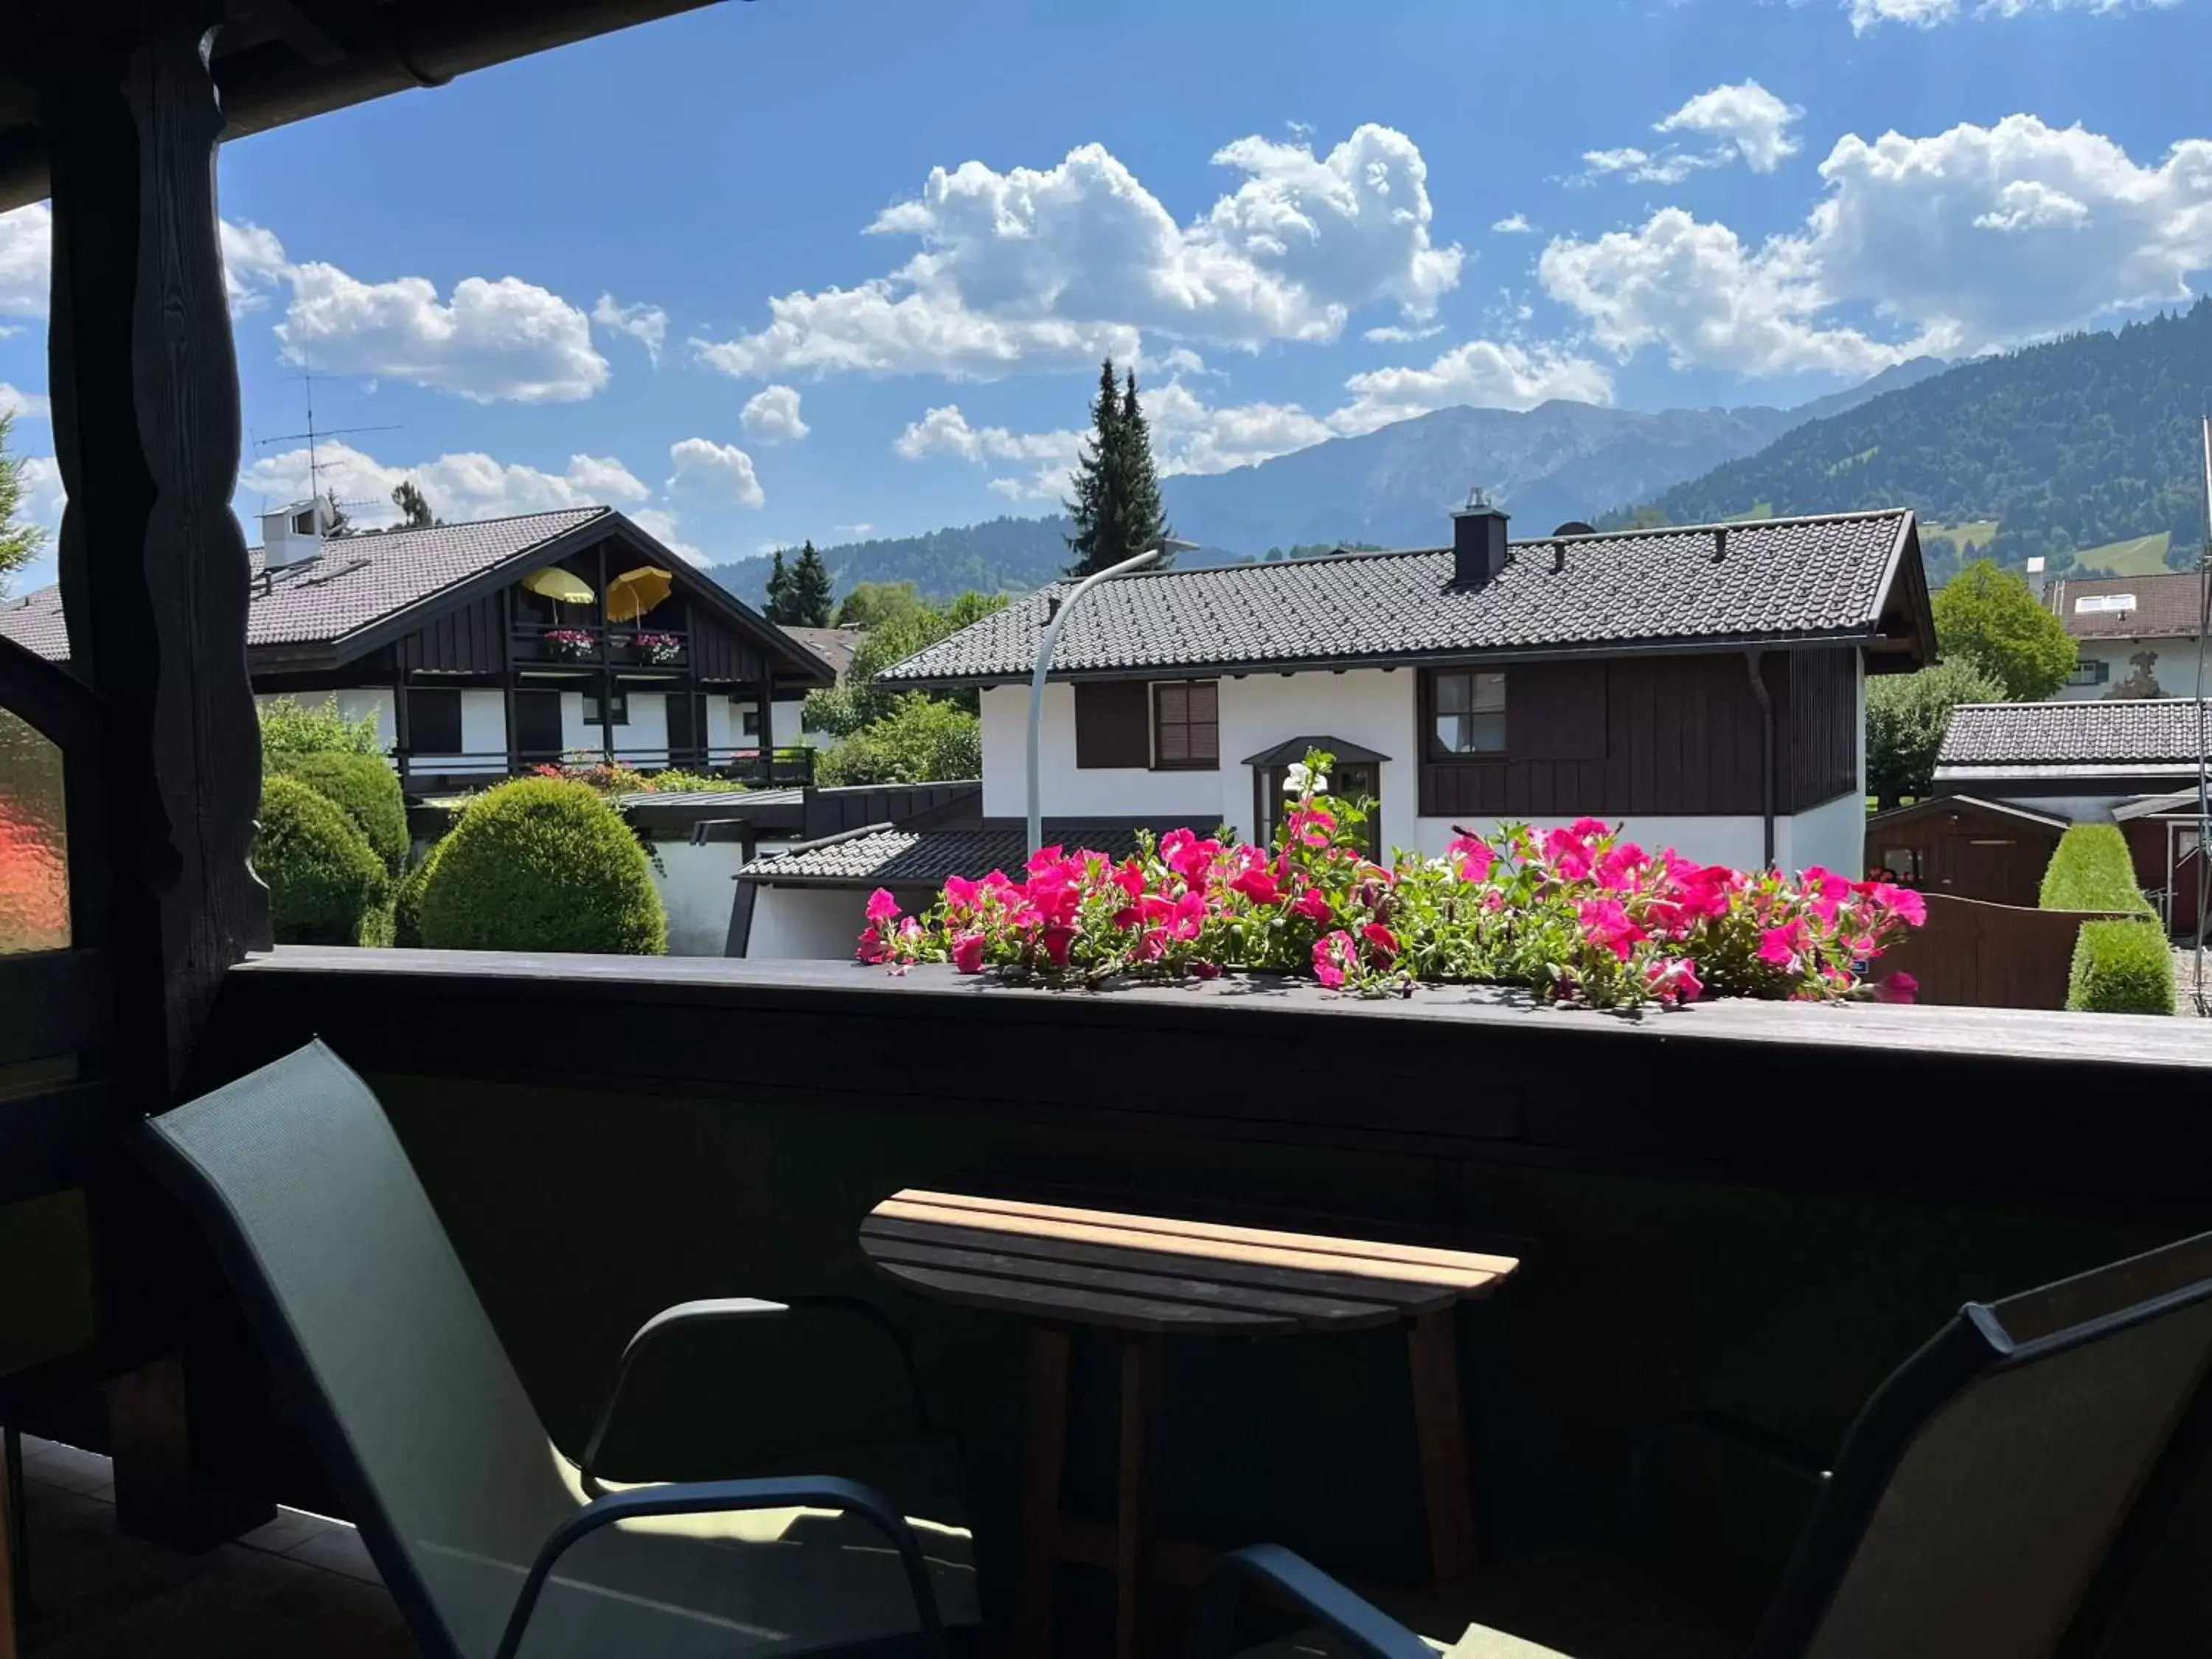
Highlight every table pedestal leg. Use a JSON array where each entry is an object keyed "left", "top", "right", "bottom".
[
  {"left": 1408, "top": 1308, "right": 1478, "bottom": 1582},
  {"left": 1116, "top": 1335, "right": 1161, "bottom": 1659},
  {"left": 1016, "top": 1327, "right": 1071, "bottom": 1659}
]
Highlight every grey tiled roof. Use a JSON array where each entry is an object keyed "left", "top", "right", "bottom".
[
  {"left": 0, "top": 507, "right": 611, "bottom": 662},
  {"left": 2045, "top": 571, "right": 2207, "bottom": 641},
  {"left": 878, "top": 509, "right": 1918, "bottom": 686},
  {"left": 742, "top": 819, "right": 1203, "bottom": 887},
  {"left": 782, "top": 625, "right": 864, "bottom": 680},
  {"left": 1938, "top": 700, "right": 2212, "bottom": 767}
]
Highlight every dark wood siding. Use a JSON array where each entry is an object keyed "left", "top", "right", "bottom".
[
  {"left": 393, "top": 591, "right": 504, "bottom": 673},
  {"left": 1418, "top": 654, "right": 1771, "bottom": 820},
  {"left": 1781, "top": 647, "right": 1858, "bottom": 812},
  {"left": 692, "top": 613, "right": 766, "bottom": 684},
  {"left": 1074, "top": 681, "right": 1150, "bottom": 768}
]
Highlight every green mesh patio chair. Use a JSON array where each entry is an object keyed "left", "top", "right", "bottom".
[
  {"left": 137, "top": 1040, "right": 977, "bottom": 1659},
  {"left": 1186, "top": 1226, "right": 2212, "bottom": 1659}
]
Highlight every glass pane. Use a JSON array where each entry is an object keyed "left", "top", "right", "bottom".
[
  {"left": 1435, "top": 713, "right": 1470, "bottom": 753},
  {"left": 0, "top": 706, "right": 69, "bottom": 954},
  {"left": 1436, "top": 672, "right": 1470, "bottom": 714},
  {"left": 1468, "top": 711, "right": 1507, "bottom": 753},
  {"left": 1472, "top": 671, "right": 1508, "bottom": 712}
]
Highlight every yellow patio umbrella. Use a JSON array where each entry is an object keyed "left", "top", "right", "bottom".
[
  {"left": 605, "top": 565, "right": 675, "bottom": 624},
  {"left": 523, "top": 566, "right": 594, "bottom": 605}
]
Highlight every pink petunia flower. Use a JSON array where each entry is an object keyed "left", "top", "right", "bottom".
[
  {"left": 1447, "top": 835, "right": 1496, "bottom": 881},
  {"left": 855, "top": 928, "right": 888, "bottom": 965},
  {"left": 1230, "top": 864, "right": 1282, "bottom": 905},
  {"left": 1312, "top": 930, "right": 1357, "bottom": 989},
  {"left": 1871, "top": 971, "right": 1919, "bottom": 1004},
  {"left": 950, "top": 932, "right": 986, "bottom": 974},
  {"left": 1577, "top": 897, "right": 1647, "bottom": 961},
  {"left": 866, "top": 888, "right": 900, "bottom": 923},
  {"left": 1292, "top": 886, "right": 1333, "bottom": 922},
  {"left": 943, "top": 874, "right": 980, "bottom": 911}
]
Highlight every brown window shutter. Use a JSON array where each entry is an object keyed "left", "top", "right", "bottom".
[{"left": 1074, "top": 681, "right": 1151, "bottom": 768}]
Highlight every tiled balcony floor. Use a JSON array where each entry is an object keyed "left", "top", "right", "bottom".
[{"left": 13, "top": 1438, "right": 417, "bottom": 1659}]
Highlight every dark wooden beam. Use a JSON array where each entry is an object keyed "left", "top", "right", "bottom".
[{"left": 46, "top": 11, "right": 270, "bottom": 1098}]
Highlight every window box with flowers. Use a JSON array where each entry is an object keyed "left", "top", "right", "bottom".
[
  {"left": 858, "top": 751, "right": 1924, "bottom": 1013},
  {"left": 626, "top": 631, "right": 684, "bottom": 667},
  {"left": 542, "top": 627, "right": 598, "bottom": 664}
]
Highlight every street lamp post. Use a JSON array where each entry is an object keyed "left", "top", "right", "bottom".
[{"left": 1027, "top": 540, "right": 1197, "bottom": 858}]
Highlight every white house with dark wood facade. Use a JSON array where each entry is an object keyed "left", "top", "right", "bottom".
[
  {"left": 0, "top": 504, "right": 832, "bottom": 793},
  {"left": 735, "top": 502, "right": 1935, "bottom": 958}
]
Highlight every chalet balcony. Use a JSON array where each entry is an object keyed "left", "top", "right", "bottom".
[
  {"left": 509, "top": 622, "right": 695, "bottom": 672},
  {"left": 8, "top": 956, "right": 2212, "bottom": 1658},
  {"left": 392, "top": 742, "right": 817, "bottom": 795}
]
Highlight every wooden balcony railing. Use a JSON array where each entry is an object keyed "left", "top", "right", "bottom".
[
  {"left": 392, "top": 743, "right": 815, "bottom": 793},
  {"left": 509, "top": 623, "right": 692, "bottom": 669}
]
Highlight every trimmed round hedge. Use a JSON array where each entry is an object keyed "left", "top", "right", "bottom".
[
  {"left": 2038, "top": 824, "right": 2153, "bottom": 917},
  {"left": 417, "top": 778, "right": 665, "bottom": 955},
  {"left": 2067, "top": 919, "right": 2176, "bottom": 1015},
  {"left": 274, "top": 751, "right": 409, "bottom": 877},
  {"left": 392, "top": 841, "right": 442, "bottom": 949},
  {"left": 259, "top": 774, "right": 387, "bottom": 945}
]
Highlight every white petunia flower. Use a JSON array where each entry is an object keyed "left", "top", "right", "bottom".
[{"left": 1284, "top": 762, "right": 1329, "bottom": 795}]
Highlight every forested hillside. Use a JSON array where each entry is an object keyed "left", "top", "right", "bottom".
[
  {"left": 1621, "top": 303, "right": 2212, "bottom": 580},
  {"left": 709, "top": 515, "right": 1076, "bottom": 608}
]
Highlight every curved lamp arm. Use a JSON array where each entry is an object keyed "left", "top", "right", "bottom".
[
  {"left": 1027, "top": 547, "right": 1164, "bottom": 858},
  {"left": 492, "top": 1475, "right": 947, "bottom": 1659},
  {"left": 580, "top": 1296, "right": 928, "bottom": 1488},
  {"left": 1184, "top": 1544, "right": 1432, "bottom": 1659}
]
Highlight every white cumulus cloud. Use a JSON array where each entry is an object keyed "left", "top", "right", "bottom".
[
  {"left": 1332, "top": 340, "right": 1615, "bottom": 433},
  {"left": 1581, "top": 146, "right": 1725, "bottom": 187},
  {"left": 692, "top": 125, "right": 1464, "bottom": 380},
  {"left": 740, "top": 384, "right": 810, "bottom": 442},
  {"left": 1847, "top": 0, "right": 2174, "bottom": 29},
  {"left": 0, "top": 206, "right": 288, "bottom": 321},
  {"left": 1655, "top": 81, "right": 1804, "bottom": 173},
  {"left": 665, "top": 437, "right": 765, "bottom": 509},
  {"left": 628, "top": 507, "right": 709, "bottom": 566},
  {"left": 0, "top": 384, "right": 49, "bottom": 422},
  {"left": 593, "top": 293, "right": 669, "bottom": 364},
  {"left": 279, "top": 265, "right": 610, "bottom": 403},
  {"left": 1492, "top": 213, "right": 1534, "bottom": 234},
  {"left": 1541, "top": 113, "right": 2212, "bottom": 375},
  {"left": 241, "top": 442, "right": 647, "bottom": 529}
]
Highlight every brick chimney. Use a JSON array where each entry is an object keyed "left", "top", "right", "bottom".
[{"left": 1450, "top": 488, "right": 1510, "bottom": 588}]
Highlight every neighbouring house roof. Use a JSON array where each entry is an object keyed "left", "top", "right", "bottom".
[
  {"left": 2045, "top": 571, "right": 2208, "bottom": 641},
  {"left": 740, "top": 818, "right": 1206, "bottom": 888},
  {"left": 1935, "top": 699, "right": 2212, "bottom": 785},
  {"left": 1863, "top": 795, "right": 2076, "bottom": 834},
  {"left": 782, "top": 625, "right": 865, "bottom": 681},
  {"left": 0, "top": 507, "right": 832, "bottom": 685},
  {"left": 876, "top": 509, "right": 1932, "bottom": 689}
]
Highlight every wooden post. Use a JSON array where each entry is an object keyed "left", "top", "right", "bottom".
[
  {"left": 46, "top": 8, "right": 270, "bottom": 1095},
  {"left": 1015, "top": 1326, "right": 1071, "bottom": 1659},
  {"left": 500, "top": 585, "right": 518, "bottom": 778},
  {"left": 1114, "top": 1335, "right": 1161, "bottom": 1659},
  {"left": 1407, "top": 1308, "right": 1478, "bottom": 1582},
  {"left": 757, "top": 670, "right": 775, "bottom": 784},
  {"left": 44, "top": 7, "right": 274, "bottom": 1552}
]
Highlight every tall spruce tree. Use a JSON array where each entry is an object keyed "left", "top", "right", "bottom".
[
  {"left": 789, "top": 540, "right": 835, "bottom": 626},
  {"left": 391, "top": 479, "right": 436, "bottom": 529},
  {"left": 764, "top": 549, "right": 795, "bottom": 622},
  {"left": 1063, "top": 358, "right": 1172, "bottom": 577}
]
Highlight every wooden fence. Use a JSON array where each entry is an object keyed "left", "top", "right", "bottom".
[{"left": 1876, "top": 891, "right": 2137, "bottom": 1009}]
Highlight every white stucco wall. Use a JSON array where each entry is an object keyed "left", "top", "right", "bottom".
[
  {"left": 731, "top": 696, "right": 827, "bottom": 749},
  {"left": 706, "top": 694, "right": 736, "bottom": 754},
  {"left": 2051, "top": 636, "right": 2201, "bottom": 702},
  {"left": 647, "top": 839, "right": 745, "bottom": 956},
  {"left": 745, "top": 885, "right": 874, "bottom": 959}
]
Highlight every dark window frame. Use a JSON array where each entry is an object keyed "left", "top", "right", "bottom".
[
  {"left": 1420, "top": 667, "right": 1509, "bottom": 760},
  {"left": 585, "top": 686, "right": 629, "bottom": 728},
  {"left": 1150, "top": 678, "right": 1220, "bottom": 772},
  {"left": 2067, "top": 656, "right": 2110, "bottom": 688},
  {"left": 406, "top": 687, "right": 463, "bottom": 755}
]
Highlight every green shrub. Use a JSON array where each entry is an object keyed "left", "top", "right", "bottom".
[
  {"left": 392, "top": 841, "right": 442, "bottom": 948},
  {"left": 274, "top": 751, "right": 408, "bottom": 877},
  {"left": 259, "top": 695, "right": 383, "bottom": 760},
  {"left": 647, "top": 769, "right": 749, "bottom": 794},
  {"left": 2038, "top": 824, "right": 2154, "bottom": 916},
  {"left": 417, "top": 778, "right": 666, "bottom": 954},
  {"left": 2067, "top": 919, "right": 2176, "bottom": 1015},
  {"left": 257, "top": 775, "right": 387, "bottom": 945},
  {"left": 815, "top": 697, "right": 980, "bottom": 786}
]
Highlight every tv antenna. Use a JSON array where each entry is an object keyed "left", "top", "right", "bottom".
[{"left": 250, "top": 364, "right": 397, "bottom": 514}]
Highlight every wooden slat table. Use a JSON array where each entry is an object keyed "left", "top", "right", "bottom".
[{"left": 858, "top": 1189, "right": 1520, "bottom": 1659}]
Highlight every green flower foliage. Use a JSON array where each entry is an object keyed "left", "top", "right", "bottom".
[
  {"left": 2039, "top": 824, "right": 2154, "bottom": 917},
  {"left": 258, "top": 775, "right": 388, "bottom": 945},
  {"left": 273, "top": 751, "right": 408, "bottom": 877},
  {"left": 2067, "top": 920, "right": 2176, "bottom": 1015},
  {"left": 417, "top": 778, "right": 666, "bottom": 955}
]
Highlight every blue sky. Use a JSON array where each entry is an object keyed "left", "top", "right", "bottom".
[{"left": 3, "top": 0, "right": 2209, "bottom": 591}]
